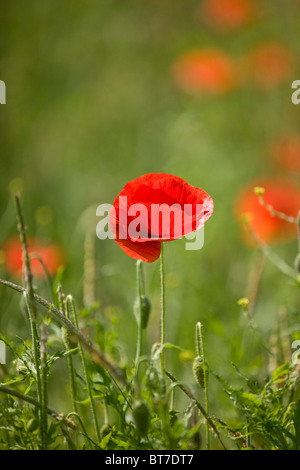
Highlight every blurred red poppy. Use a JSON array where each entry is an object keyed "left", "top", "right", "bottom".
[
  {"left": 172, "top": 49, "right": 237, "bottom": 95},
  {"left": 2, "top": 237, "right": 65, "bottom": 278},
  {"left": 198, "top": 0, "right": 255, "bottom": 31},
  {"left": 270, "top": 135, "right": 300, "bottom": 173},
  {"left": 247, "top": 42, "right": 294, "bottom": 89},
  {"left": 110, "top": 173, "right": 214, "bottom": 262},
  {"left": 236, "top": 179, "right": 300, "bottom": 245}
]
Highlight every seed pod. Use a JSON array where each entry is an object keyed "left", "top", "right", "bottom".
[
  {"left": 27, "top": 418, "right": 39, "bottom": 432},
  {"left": 61, "top": 326, "right": 78, "bottom": 354},
  {"left": 132, "top": 400, "right": 150, "bottom": 437},
  {"left": 192, "top": 356, "right": 205, "bottom": 388}
]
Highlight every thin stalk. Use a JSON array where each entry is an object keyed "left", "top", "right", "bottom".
[
  {"left": 160, "top": 243, "right": 166, "bottom": 374},
  {"left": 58, "top": 285, "right": 77, "bottom": 414},
  {"left": 65, "top": 295, "right": 100, "bottom": 443},
  {"left": 196, "top": 322, "right": 210, "bottom": 450},
  {"left": 243, "top": 220, "right": 298, "bottom": 280},
  {"left": 40, "top": 323, "right": 48, "bottom": 449},
  {"left": 256, "top": 190, "right": 298, "bottom": 224},
  {"left": 15, "top": 193, "right": 37, "bottom": 320},
  {"left": 134, "top": 260, "right": 143, "bottom": 385},
  {"left": 23, "top": 292, "right": 43, "bottom": 443}
]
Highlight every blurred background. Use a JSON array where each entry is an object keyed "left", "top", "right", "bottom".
[{"left": 1, "top": 0, "right": 300, "bottom": 418}]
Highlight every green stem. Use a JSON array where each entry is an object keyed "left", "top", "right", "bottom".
[
  {"left": 196, "top": 322, "right": 210, "bottom": 450},
  {"left": 160, "top": 243, "right": 166, "bottom": 374},
  {"left": 134, "top": 260, "right": 143, "bottom": 385},
  {"left": 65, "top": 295, "right": 100, "bottom": 443},
  {"left": 40, "top": 323, "right": 48, "bottom": 449},
  {"left": 23, "top": 292, "right": 43, "bottom": 443},
  {"left": 15, "top": 193, "right": 37, "bottom": 320},
  {"left": 57, "top": 285, "right": 77, "bottom": 414}
]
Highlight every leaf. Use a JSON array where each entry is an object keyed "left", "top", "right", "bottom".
[
  {"left": 270, "top": 362, "right": 292, "bottom": 382},
  {"left": 231, "top": 363, "right": 260, "bottom": 394}
]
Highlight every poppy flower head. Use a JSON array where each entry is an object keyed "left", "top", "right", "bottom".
[
  {"left": 110, "top": 173, "right": 214, "bottom": 262},
  {"left": 198, "top": 0, "right": 255, "bottom": 32},
  {"left": 172, "top": 49, "right": 237, "bottom": 95},
  {"left": 271, "top": 135, "right": 300, "bottom": 173},
  {"left": 236, "top": 179, "right": 300, "bottom": 245},
  {"left": 247, "top": 42, "right": 294, "bottom": 89},
  {"left": 2, "top": 237, "right": 65, "bottom": 278}
]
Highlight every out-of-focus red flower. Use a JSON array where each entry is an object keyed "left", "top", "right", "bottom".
[
  {"left": 172, "top": 49, "right": 237, "bottom": 95},
  {"left": 2, "top": 237, "right": 65, "bottom": 278},
  {"left": 110, "top": 173, "right": 214, "bottom": 262},
  {"left": 247, "top": 42, "right": 294, "bottom": 89},
  {"left": 270, "top": 135, "right": 300, "bottom": 173},
  {"left": 236, "top": 179, "right": 300, "bottom": 245},
  {"left": 198, "top": 0, "right": 255, "bottom": 31}
]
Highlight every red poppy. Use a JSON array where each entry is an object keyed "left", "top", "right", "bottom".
[
  {"left": 236, "top": 179, "right": 300, "bottom": 245},
  {"left": 198, "top": 0, "right": 255, "bottom": 32},
  {"left": 2, "top": 237, "right": 65, "bottom": 278},
  {"left": 270, "top": 135, "right": 300, "bottom": 173},
  {"left": 172, "top": 49, "right": 237, "bottom": 95},
  {"left": 247, "top": 42, "right": 294, "bottom": 89},
  {"left": 110, "top": 173, "right": 214, "bottom": 262}
]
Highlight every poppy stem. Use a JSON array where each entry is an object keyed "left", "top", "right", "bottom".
[
  {"left": 134, "top": 260, "right": 143, "bottom": 386},
  {"left": 160, "top": 243, "right": 166, "bottom": 375}
]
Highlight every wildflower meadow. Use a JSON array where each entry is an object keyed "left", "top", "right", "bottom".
[{"left": 1, "top": 0, "right": 300, "bottom": 453}]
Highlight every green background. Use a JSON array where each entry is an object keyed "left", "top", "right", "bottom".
[{"left": 1, "top": 0, "right": 300, "bottom": 417}]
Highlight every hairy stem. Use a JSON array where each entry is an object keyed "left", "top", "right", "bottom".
[
  {"left": 134, "top": 260, "right": 143, "bottom": 386},
  {"left": 196, "top": 322, "right": 210, "bottom": 450},
  {"left": 160, "top": 243, "right": 166, "bottom": 374},
  {"left": 65, "top": 295, "right": 100, "bottom": 443},
  {"left": 58, "top": 285, "right": 77, "bottom": 414},
  {"left": 40, "top": 323, "right": 48, "bottom": 449}
]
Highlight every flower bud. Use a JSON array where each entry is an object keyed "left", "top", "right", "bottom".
[
  {"left": 254, "top": 186, "right": 265, "bottom": 196},
  {"left": 192, "top": 356, "right": 205, "bottom": 388},
  {"left": 132, "top": 400, "right": 150, "bottom": 437}
]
